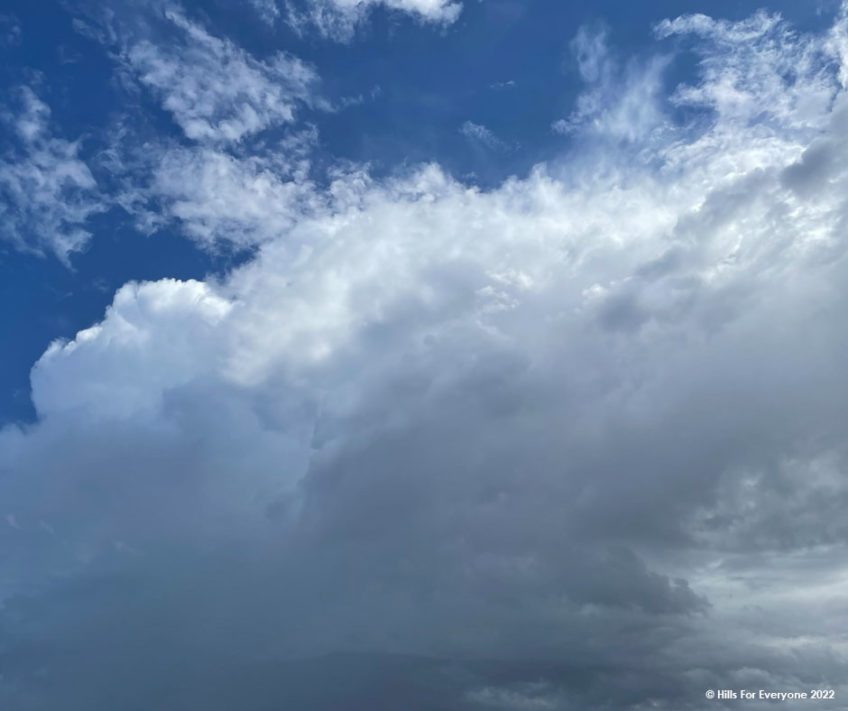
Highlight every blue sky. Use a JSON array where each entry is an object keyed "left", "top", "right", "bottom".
[{"left": 2, "top": 0, "right": 848, "bottom": 709}]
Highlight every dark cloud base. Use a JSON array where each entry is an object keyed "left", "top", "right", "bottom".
[{"left": 0, "top": 649, "right": 709, "bottom": 711}]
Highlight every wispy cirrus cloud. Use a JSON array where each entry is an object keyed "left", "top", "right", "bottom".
[
  {"left": 247, "top": 0, "right": 281, "bottom": 25},
  {"left": 284, "top": 0, "right": 461, "bottom": 41},
  {"left": 0, "top": 12, "right": 21, "bottom": 47},
  {"left": 147, "top": 134, "right": 320, "bottom": 249},
  {"left": 124, "top": 8, "right": 320, "bottom": 144},
  {"left": 460, "top": 120, "right": 510, "bottom": 150},
  {"left": 552, "top": 25, "right": 669, "bottom": 142},
  {"left": 0, "top": 86, "right": 105, "bottom": 261},
  {"left": 72, "top": 4, "right": 328, "bottom": 251}
]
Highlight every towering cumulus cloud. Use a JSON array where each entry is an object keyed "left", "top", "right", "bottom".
[{"left": 2, "top": 4, "right": 848, "bottom": 710}]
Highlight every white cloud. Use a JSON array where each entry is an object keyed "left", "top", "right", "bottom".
[
  {"left": 146, "top": 137, "right": 320, "bottom": 249},
  {"left": 248, "top": 0, "right": 281, "bottom": 25},
  {"left": 90, "top": 5, "right": 329, "bottom": 251},
  {"left": 285, "top": 0, "right": 461, "bottom": 41},
  {"left": 656, "top": 9, "right": 838, "bottom": 132},
  {"left": 0, "top": 87, "right": 105, "bottom": 261},
  {"left": 4, "top": 4, "right": 848, "bottom": 708},
  {"left": 124, "top": 8, "right": 320, "bottom": 143},
  {"left": 0, "top": 12, "right": 21, "bottom": 47},
  {"left": 31, "top": 279, "right": 233, "bottom": 420},
  {"left": 460, "top": 120, "right": 508, "bottom": 150},
  {"left": 553, "top": 26, "right": 669, "bottom": 142},
  {"left": 333, "top": 0, "right": 460, "bottom": 21}
]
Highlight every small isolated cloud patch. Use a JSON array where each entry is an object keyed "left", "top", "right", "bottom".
[
  {"left": 460, "top": 120, "right": 509, "bottom": 150},
  {"left": 0, "top": 87, "right": 105, "bottom": 261},
  {"left": 125, "top": 9, "right": 320, "bottom": 143},
  {"left": 248, "top": 0, "right": 281, "bottom": 24},
  {"left": 285, "top": 0, "right": 461, "bottom": 41},
  {"left": 0, "top": 12, "right": 22, "bottom": 47}
]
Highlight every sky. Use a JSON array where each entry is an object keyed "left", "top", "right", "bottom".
[{"left": 1, "top": 0, "right": 847, "bottom": 709}]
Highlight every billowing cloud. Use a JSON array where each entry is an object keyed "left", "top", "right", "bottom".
[
  {"left": 3, "top": 4, "right": 848, "bottom": 710},
  {"left": 0, "top": 87, "right": 105, "bottom": 260}
]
